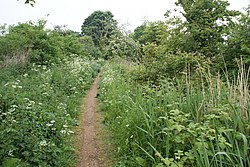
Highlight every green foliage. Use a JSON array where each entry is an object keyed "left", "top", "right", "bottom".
[
  {"left": 2, "top": 157, "right": 21, "bottom": 167},
  {"left": 79, "top": 35, "right": 102, "bottom": 59},
  {"left": 105, "top": 33, "right": 142, "bottom": 61},
  {"left": 0, "top": 56, "right": 102, "bottom": 166},
  {"left": 131, "top": 50, "right": 209, "bottom": 85},
  {"left": 81, "top": 11, "right": 118, "bottom": 52},
  {"left": 223, "top": 6, "right": 250, "bottom": 69},
  {"left": 99, "top": 61, "right": 250, "bottom": 167},
  {"left": 132, "top": 21, "right": 166, "bottom": 46},
  {"left": 0, "top": 21, "right": 89, "bottom": 67},
  {"left": 176, "top": 0, "right": 240, "bottom": 57},
  {"left": 131, "top": 24, "right": 147, "bottom": 45},
  {"left": 132, "top": 1, "right": 241, "bottom": 68}
]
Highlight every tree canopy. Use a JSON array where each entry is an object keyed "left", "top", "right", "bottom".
[
  {"left": 176, "top": 0, "right": 240, "bottom": 57},
  {"left": 81, "top": 11, "right": 118, "bottom": 52}
]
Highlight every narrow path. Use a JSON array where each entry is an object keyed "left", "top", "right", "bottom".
[{"left": 76, "top": 72, "right": 102, "bottom": 167}]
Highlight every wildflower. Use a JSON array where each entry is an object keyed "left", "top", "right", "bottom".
[
  {"left": 11, "top": 105, "right": 18, "bottom": 108},
  {"left": 42, "top": 92, "right": 48, "bottom": 96},
  {"left": 12, "top": 85, "right": 16, "bottom": 88},
  {"left": 67, "top": 130, "right": 74, "bottom": 134},
  {"left": 24, "top": 98, "right": 30, "bottom": 101},
  {"left": 63, "top": 124, "right": 68, "bottom": 128},
  {"left": 39, "top": 140, "right": 48, "bottom": 146},
  {"left": 30, "top": 101, "right": 35, "bottom": 105},
  {"left": 8, "top": 108, "right": 16, "bottom": 112},
  {"left": 26, "top": 106, "right": 32, "bottom": 110},
  {"left": 46, "top": 123, "right": 53, "bottom": 127},
  {"left": 60, "top": 130, "right": 67, "bottom": 134},
  {"left": 4, "top": 83, "right": 9, "bottom": 86},
  {"left": 50, "top": 120, "right": 56, "bottom": 124},
  {"left": 8, "top": 150, "right": 13, "bottom": 156}
]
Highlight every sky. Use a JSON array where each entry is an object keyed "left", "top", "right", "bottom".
[{"left": 0, "top": 0, "right": 249, "bottom": 32}]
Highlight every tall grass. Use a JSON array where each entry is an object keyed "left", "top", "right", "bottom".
[{"left": 99, "top": 59, "right": 250, "bottom": 167}]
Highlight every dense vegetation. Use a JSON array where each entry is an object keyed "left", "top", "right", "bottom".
[
  {"left": 98, "top": 1, "right": 250, "bottom": 167},
  {"left": 99, "top": 59, "right": 249, "bottom": 167},
  {"left": 0, "top": 21, "right": 103, "bottom": 166},
  {"left": 1, "top": 0, "right": 250, "bottom": 166}
]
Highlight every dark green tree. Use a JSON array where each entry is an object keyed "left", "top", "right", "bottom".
[
  {"left": 223, "top": 5, "right": 250, "bottom": 68},
  {"left": 81, "top": 11, "right": 118, "bottom": 52},
  {"left": 132, "top": 21, "right": 166, "bottom": 46},
  {"left": 176, "top": 0, "right": 239, "bottom": 57},
  {"left": 132, "top": 24, "right": 147, "bottom": 45}
]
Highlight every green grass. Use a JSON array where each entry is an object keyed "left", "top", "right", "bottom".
[{"left": 99, "top": 59, "right": 250, "bottom": 167}]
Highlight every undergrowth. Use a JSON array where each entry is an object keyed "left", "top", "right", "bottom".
[
  {"left": 99, "top": 59, "right": 250, "bottom": 167},
  {"left": 0, "top": 56, "right": 103, "bottom": 167}
]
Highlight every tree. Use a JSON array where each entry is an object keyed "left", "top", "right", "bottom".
[
  {"left": 223, "top": 5, "right": 250, "bottom": 68},
  {"left": 105, "top": 33, "right": 142, "bottom": 61},
  {"left": 132, "top": 24, "right": 147, "bottom": 45},
  {"left": 0, "top": 20, "right": 89, "bottom": 67},
  {"left": 81, "top": 11, "right": 118, "bottom": 52},
  {"left": 132, "top": 21, "right": 166, "bottom": 46},
  {"left": 176, "top": 0, "right": 239, "bottom": 57}
]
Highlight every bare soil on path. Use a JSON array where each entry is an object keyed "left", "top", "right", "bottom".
[{"left": 76, "top": 72, "right": 103, "bottom": 167}]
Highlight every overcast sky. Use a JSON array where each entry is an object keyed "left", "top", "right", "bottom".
[{"left": 0, "top": 0, "right": 249, "bottom": 32}]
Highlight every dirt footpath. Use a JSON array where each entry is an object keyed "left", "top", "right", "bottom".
[{"left": 76, "top": 72, "right": 102, "bottom": 167}]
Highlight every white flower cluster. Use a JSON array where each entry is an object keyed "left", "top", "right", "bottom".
[
  {"left": 60, "top": 123, "right": 74, "bottom": 135},
  {"left": 39, "top": 140, "right": 56, "bottom": 148},
  {"left": 4, "top": 80, "right": 23, "bottom": 89},
  {"left": 101, "top": 67, "right": 115, "bottom": 85},
  {"left": 23, "top": 98, "right": 36, "bottom": 110},
  {"left": 39, "top": 140, "right": 48, "bottom": 146},
  {"left": 46, "top": 120, "right": 56, "bottom": 131}
]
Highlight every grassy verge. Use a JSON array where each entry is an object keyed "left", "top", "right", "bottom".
[{"left": 99, "top": 59, "right": 250, "bottom": 167}]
